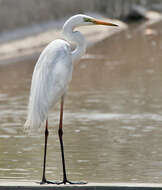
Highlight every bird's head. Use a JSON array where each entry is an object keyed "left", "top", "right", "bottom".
[{"left": 64, "top": 14, "right": 118, "bottom": 29}]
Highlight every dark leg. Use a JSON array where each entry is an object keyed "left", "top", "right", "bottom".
[
  {"left": 58, "top": 96, "right": 67, "bottom": 184},
  {"left": 41, "top": 120, "right": 57, "bottom": 184},
  {"left": 57, "top": 96, "right": 87, "bottom": 185},
  {"left": 41, "top": 120, "right": 49, "bottom": 184}
]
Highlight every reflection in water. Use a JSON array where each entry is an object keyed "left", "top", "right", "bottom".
[{"left": 1, "top": 22, "right": 162, "bottom": 182}]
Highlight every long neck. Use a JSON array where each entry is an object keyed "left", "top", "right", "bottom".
[{"left": 63, "top": 22, "right": 86, "bottom": 62}]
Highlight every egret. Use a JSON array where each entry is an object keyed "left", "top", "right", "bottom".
[{"left": 24, "top": 14, "right": 118, "bottom": 185}]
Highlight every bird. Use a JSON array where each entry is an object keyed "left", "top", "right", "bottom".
[{"left": 24, "top": 14, "right": 118, "bottom": 185}]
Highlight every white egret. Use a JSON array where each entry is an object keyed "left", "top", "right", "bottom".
[{"left": 24, "top": 14, "right": 118, "bottom": 185}]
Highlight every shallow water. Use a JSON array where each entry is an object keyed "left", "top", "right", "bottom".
[{"left": 1, "top": 22, "right": 162, "bottom": 183}]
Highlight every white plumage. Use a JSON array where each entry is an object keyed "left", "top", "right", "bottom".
[
  {"left": 24, "top": 14, "right": 118, "bottom": 134},
  {"left": 24, "top": 39, "right": 72, "bottom": 132},
  {"left": 24, "top": 14, "right": 118, "bottom": 184}
]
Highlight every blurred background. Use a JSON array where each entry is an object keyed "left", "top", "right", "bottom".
[
  {"left": 1, "top": 0, "right": 162, "bottom": 184},
  {"left": 0, "top": 0, "right": 161, "bottom": 32}
]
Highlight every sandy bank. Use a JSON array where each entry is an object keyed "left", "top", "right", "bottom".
[
  {"left": 0, "top": 7, "right": 162, "bottom": 65},
  {"left": 0, "top": 14, "right": 127, "bottom": 65}
]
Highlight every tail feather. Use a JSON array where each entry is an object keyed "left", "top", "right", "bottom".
[
  {"left": 24, "top": 117, "right": 41, "bottom": 134},
  {"left": 24, "top": 102, "right": 47, "bottom": 134}
]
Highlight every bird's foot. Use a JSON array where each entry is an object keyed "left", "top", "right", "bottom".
[
  {"left": 57, "top": 179, "right": 87, "bottom": 185},
  {"left": 40, "top": 178, "right": 58, "bottom": 185}
]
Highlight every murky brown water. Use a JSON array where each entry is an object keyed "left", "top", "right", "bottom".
[{"left": 1, "top": 21, "right": 162, "bottom": 183}]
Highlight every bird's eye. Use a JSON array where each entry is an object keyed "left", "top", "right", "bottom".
[{"left": 83, "top": 18, "right": 92, "bottom": 23}]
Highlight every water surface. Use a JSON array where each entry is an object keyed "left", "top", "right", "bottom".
[{"left": 1, "top": 22, "right": 162, "bottom": 183}]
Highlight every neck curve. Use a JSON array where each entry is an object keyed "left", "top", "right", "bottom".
[{"left": 63, "top": 21, "right": 86, "bottom": 62}]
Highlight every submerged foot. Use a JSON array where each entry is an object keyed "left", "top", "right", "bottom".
[
  {"left": 40, "top": 178, "right": 58, "bottom": 185},
  {"left": 57, "top": 179, "right": 87, "bottom": 185},
  {"left": 40, "top": 177, "right": 87, "bottom": 185}
]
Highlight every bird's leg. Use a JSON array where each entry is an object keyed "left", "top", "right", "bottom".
[
  {"left": 40, "top": 120, "right": 49, "bottom": 184},
  {"left": 58, "top": 96, "right": 67, "bottom": 184},
  {"left": 41, "top": 120, "right": 57, "bottom": 184},
  {"left": 57, "top": 96, "right": 87, "bottom": 185}
]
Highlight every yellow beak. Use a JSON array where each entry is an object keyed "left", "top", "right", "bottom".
[{"left": 92, "top": 19, "right": 118, "bottom": 27}]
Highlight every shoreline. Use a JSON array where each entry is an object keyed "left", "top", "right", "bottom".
[
  {"left": 0, "top": 13, "right": 127, "bottom": 65},
  {"left": 0, "top": 9, "right": 162, "bottom": 65}
]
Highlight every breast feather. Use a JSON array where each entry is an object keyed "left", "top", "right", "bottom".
[{"left": 25, "top": 40, "right": 72, "bottom": 132}]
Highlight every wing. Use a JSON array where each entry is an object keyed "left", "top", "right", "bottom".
[{"left": 25, "top": 39, "right": 72, "bottom": 132}]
